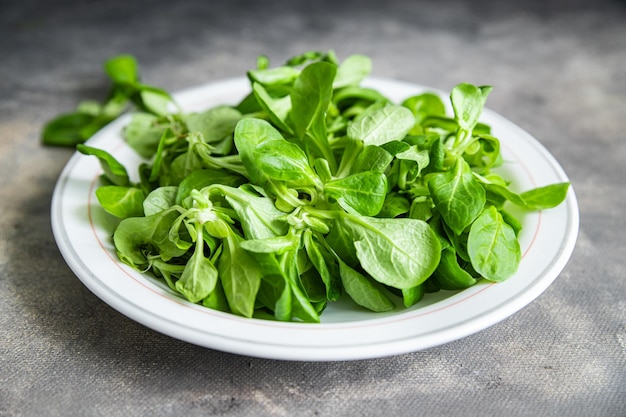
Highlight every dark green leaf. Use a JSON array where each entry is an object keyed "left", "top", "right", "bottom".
[
  {"left": 113, "top": 208, "right": 188, "bottom": 268},
  {"left": 41, "top": 112, "right": 97, "bottom": 146},
  {"left": 303, "top": 231, "right": 341, "bottom": 301},
  {"left": 431, "top": 246, "right": 477, "bottom": 290},
  {"left": 77, "top": 144, "right": 130, "bottom": 186}
]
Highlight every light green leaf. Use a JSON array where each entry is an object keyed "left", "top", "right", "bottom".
[
  {"left": 123, "top": 113, "right": 163, "bottom": 159},
  {"left": 176, "top": 227, "right": 218, "bottom": 303},
  {"left": 214, "top": 185, "right": 288, "bottom": 240},
  {"left": 253, "top": 140, "right": 317, "bottom": 185},
  {"left": 325, "top": 171, "right": 387, "bottom": 216},
  {"left": 339, "top": 260, "right": 395, "bottom": 312},
  {"left": 186, "top": 106, "right": 242, "bottom": 143},
  {"left": 519, "top": 182, "right": 570, "bottom": 210},
  {"left": 468, "top": 206, "right": 520, "bottom": 282},
  {"left": 450, "top": 83, "right": 492, "bottom": 132},
  {"left": 104, "top": 55, "right": 139, "bottom": 85},
  {"left": 143, "top": 186, "right": 177, "bottom": 216},
  {"left": 233, "top": 118, "right": 284, "bottom": 184},
  {"left": 218, "top": 233, "right": 263, "bottom": 317},
  {"left": 289, "top": 61, "right": 337, "bottom": 164},
  {"left": 333, "top": 54, "right": 372, "bottom": 89},
  {"left": 429, "top": 158, "right": 486, "bottom": 235},
  {"left": 96, "top": 185, "right": 145, "bottom": 218},
  {"left": 339, "top": 215, "right": 441, "bottom": 289},
  {"left": 347, "top": 104, "right": 415, "bottom": 146},
  {"left": 251, "top": 82, "right": 293, "bottom": 134}
]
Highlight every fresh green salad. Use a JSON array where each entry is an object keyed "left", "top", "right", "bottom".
[{"left": 43, "top": 51, "right": 569, "bottom": 323}]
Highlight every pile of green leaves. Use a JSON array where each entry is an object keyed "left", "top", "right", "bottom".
[{"left": 44, "top": 51, "right": 569, "bottom": 322}]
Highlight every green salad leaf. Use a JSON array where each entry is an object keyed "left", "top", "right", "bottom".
[{"left": 43, "top": 50, "right": 571, "bottom": 322}]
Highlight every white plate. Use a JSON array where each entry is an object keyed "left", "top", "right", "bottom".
[{"left": 51, "top": 77, "right": 579, "bottom": 361}]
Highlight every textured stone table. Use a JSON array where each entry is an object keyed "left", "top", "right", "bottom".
[{"left": 2, "top": 0, "right": 625, "bottom": 416}]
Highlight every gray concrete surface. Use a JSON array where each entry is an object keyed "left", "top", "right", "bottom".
[{"left": 1, "top": 0, "right": 625, "bottom": 416}]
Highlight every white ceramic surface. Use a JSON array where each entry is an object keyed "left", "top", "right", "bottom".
[{"left": 51, "top": 77, "right": 579, "bottom": 361}]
